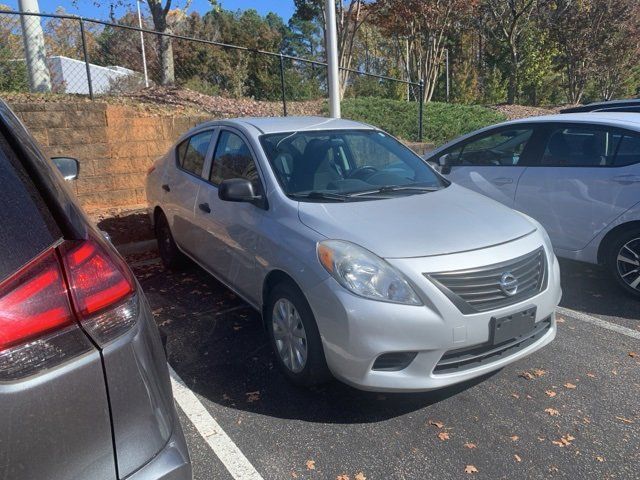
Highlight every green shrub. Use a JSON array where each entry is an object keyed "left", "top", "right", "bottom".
[{"left": 330, "top": 97, "right": 506, "bottom": 145}]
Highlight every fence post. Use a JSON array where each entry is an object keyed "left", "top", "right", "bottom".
[
  {"left": 418, "top": 79, "right": 424, "bottom": 142},
  {"left": 78, "top": 17, "right": 94, "bottom": 100},
  {"left": 279, "top": 53, "right": 287, "bottom": 116}
]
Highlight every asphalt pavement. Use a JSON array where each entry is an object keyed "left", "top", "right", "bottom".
[{"left": 128, "top": 254, "right": 640, "bottom": 480}]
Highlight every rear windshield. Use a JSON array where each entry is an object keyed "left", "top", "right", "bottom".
[{"left": 0, "top": 132, "right": 61, "bottom": 283}]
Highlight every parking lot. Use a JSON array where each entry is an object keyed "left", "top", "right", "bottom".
[{"left": 126, "top": 252, "right": 639, "bottom": 480}]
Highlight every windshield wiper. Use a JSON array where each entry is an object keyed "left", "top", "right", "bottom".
[
  {"left": 288, "top": 191, "right": 350, "bottom": 202},
  {"left": 348, "top": 185, "right": 442, "bottom": 197}
]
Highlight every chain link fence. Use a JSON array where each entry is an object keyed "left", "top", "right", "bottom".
[{"left": 0, "top": 10, "right": 424, "bottom": 141}]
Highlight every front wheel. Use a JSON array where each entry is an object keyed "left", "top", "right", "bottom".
[
  {"left": 266, "top": 282, "right": 331, "bottom": 387},
  {"left": 606, "top": 228, "right": 640, "bottom": 298}
]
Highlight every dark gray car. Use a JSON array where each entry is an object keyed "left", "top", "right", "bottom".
[{"left": 0, "top": 100, "right": 191, "bottom": 480}]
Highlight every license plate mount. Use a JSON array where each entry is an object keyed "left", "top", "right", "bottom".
[{"left": 490, "top": 307, "right": 536, "bottom": 345}]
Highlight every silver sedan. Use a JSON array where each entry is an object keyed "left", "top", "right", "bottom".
[{"left": 146, "top": 116, "right": 561, "bottom": 392}]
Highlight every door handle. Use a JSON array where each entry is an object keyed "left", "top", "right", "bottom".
[
  {"left": 491, "top": 177, "right": 513, "bottom": 186},
  {"left": 161, "top": 184, "right": 171, "bottom": 192},
  {"left": 198, "top": 202, "right": 211, "bottom": 214},
  {"left": 612, "top": 175, "right": 640, "bottom": 185}
]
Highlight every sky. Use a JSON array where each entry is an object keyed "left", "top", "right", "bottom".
[{"left": 3, "top": 0, "right": 296, "bottom": 22}]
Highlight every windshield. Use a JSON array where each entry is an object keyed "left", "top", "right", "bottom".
[{"left": 260, "top": 129, "right": 446, "bottom": 201}]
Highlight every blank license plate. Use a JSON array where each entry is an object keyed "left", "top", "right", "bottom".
[{"left": 490, "top": 307, "right": 536, "bottom": 345}]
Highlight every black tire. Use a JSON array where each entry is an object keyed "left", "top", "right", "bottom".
[
  {"left": 154, "top": 211, "right": 187, "bottom": 270},
  {"left": 605, "top": 227, "right": 640, "bottom": 298},
  {"left": 266, "top": 281, "right": 332, "bottom": 387}
]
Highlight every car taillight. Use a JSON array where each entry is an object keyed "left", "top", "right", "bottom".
[
  {"left": 60, "top": 236, "right": 138, "bottom": 346},
  {"left": 0, "top": 235, "right": 138, "bottom": 380},
  {"left": 0, "top": 250, "right": 74, "bottom": 352}
]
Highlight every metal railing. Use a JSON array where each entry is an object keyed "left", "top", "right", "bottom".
[{"left": 0, "top": 9, "right": 425, "bottom": 141}]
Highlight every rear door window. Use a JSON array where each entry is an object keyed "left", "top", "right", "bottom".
[
  {"left": 539, "top": 125, "right": 622, "bottom": 167},
  {"left": 613, "top": 132, "right": 640, "bottom": 166},
  {"left": 0, "top": 133, "right": 61, "bottom": 283},
  {"left": 176, "top": 130, "right": 214, "bottom": 176}
]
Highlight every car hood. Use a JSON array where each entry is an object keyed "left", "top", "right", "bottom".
[{"left": 298, "top": 184, "right": 536, "bottom": 258}]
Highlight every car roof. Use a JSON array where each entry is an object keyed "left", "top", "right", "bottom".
[
  {"left": 560, "top": 98, "right": 640, "bottom": 113},
  {"left": 194, "top": 116, "right": 375, "bottom": 135},
  {"left": 506, "top": 112, "right": 640, "bottom": 130}
]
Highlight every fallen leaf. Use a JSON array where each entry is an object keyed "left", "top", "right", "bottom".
[
  {"left": 246, "top": 391, "right": 260, "bottom": 402},
  {"left": 615, "top": 416, "right": 634, "bottom": 424},
  {"left": 556, "top": 316, "right": 565, "bottom": 323},
  {"left": 510, "top": 435, "right": 519, "bottom": 441},
  {"left": 564, "top": 383, "right": 577, "bottom": 389},
  {"left": 428, "top": 420, "right": 444, "bottom": 429},
  {"left": 514, "top": 454, "right": 522, "bottom": 462},
  {"left": 629, "top": 352, "right": 638, "bottom": 358},
  {"left": 291, "top": 471, "right": 298, "bottom": 478},
  {"left": 596, "top": 456, "right": 605, "bottom": 462},
  {"left": 545, "top": 408, "right": 560, "bottom": 416},
  {"left": 464, "top": 443, "right": 477, "bottom": 449},
  {"left": 519, "top": 371, "right": 535, "bottom": 380},
  {"left": 511, "top": 393, "right": 520, "bottom": 399},
  {"left": 336, "top": 475, "right": 349, "bottom": 480},
  {"left": 586, "top": 373, "right": 596, "bottom": 378},
  {"left": 437, "top": 431, "right": 450, "bottom": 441},
  {"left": 552, "top": 434, "right": 575, "bottom": 447},
  {"left": 306, "top": 460, "right": 316, "bottom": 470},
  {"left": 545, "top": 390, "right": 557, "bottom": 397},
  {"left": 533, "top": 368, "right": 546, "bottom": 377},
  {"left": 355, "top": 473, "right": 366, "bottom": 480},
  {"left": 464, "top": 465, "right": 479, "bottom": 474}
]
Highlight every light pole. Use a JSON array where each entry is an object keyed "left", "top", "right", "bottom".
[
  {"left": 325, "top": 0, "right": 340, "bottom": 118},
  {"left": 137, "top": 0, "right": 149, "bottom": 88},
  {"left": 18, "top": 0, "right": 51, "bottom": 92}
]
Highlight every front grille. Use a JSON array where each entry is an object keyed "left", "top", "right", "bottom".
[
  {"left": 426, "top": 248, "right": 547, "bottom": 314},
  {"left": 433, "top": 316, "right": 552, "bottom": 374}
]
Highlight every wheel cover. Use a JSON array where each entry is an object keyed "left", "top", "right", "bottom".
[
  {"left": 616, "top": 237, "right": 640, "bottom": 291},
  {"left": 272, "top": 298, "right": 308, "bottom": 373}
]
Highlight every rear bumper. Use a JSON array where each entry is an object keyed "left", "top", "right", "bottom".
[{"left": 125, "top": 419, "right": 191, "bottom": 480}]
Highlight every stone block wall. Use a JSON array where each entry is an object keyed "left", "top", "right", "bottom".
[{"left": 9, "top": 101, "right": 209, "bottom": 209}]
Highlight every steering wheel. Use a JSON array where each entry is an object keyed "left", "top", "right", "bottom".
[{"left": 346, "top": 165, "right": 378, "bottom": 180}]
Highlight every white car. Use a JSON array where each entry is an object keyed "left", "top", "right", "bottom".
[{"left": 426, "top": 113, "right": 640, "bottom": 297}]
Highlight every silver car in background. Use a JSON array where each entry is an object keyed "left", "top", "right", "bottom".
[
  {"left": 146, "top": 116, "right": 561, "bottom": 392},
  {"left": 426, "top": 113, "right": 640, "bottom": 297}
]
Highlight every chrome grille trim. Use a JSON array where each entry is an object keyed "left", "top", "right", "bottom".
[{"left": 425, "top": 248, "right": 547, "bottom": 314}]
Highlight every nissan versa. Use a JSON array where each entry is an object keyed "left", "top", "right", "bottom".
[
  {"left": 146, "top": 116, "right": 562, "bottom": 392},
  {"left": 0, "top": 100, "right": 191, "bottom": 480}
]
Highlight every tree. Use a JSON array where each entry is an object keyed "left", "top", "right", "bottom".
[
  {"left": 480, "top": 0, "right": 537, "bottom": 104},
  {"left": 293, "top": 0, "right": 371, "bottom": 98},
  {"left": 372, "top": 0, "right": 477, "bottom": 103}
]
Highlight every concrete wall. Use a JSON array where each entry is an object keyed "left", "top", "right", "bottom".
[{"left": 10, "top": 101, "right": 208, "bottom": 209}]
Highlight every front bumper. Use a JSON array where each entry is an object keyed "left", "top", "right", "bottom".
[{"left": 306, "top": 234, "right": 561, "bottom": 392}]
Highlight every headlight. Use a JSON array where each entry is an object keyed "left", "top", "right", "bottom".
[{"left": 317, "top": 240, "right": 422, "bottom": 305}]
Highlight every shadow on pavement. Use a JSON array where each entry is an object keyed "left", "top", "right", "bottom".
[{"left": 558, "top": 258, "right": 639, "bottom": 321}]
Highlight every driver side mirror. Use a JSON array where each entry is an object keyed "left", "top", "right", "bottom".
[
  {"left": 52, "top": 157, "right": 79, "bottom": 181},
  {"left": 438, "top": 154, "right": 452, "bottom": 175},
  {"left": 218, "top": 178, "right": 267, "bottom": 209}
]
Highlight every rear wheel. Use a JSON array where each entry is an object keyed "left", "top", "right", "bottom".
[
  {"left": 154, "top": 211, "right": 187, "bottom": 270},
  {"left": 266, "top": 282, "right": 331, "bottom": 387},
  {"left": 606, "top": 227, "right": 640, "bottom": 298}
]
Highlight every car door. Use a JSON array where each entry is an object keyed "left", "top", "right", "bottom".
[
  {"left": 161, "top": 129, "right": 215, "bottom": 256},
  {"left": 193, "top": 128, "right": 267, "bottom": 304},
  {"left": 433, "top": 125, "right": 538, "bottom": 207},
  {"left": 514, "top": 123, "right": 640, "bottom": 252}
]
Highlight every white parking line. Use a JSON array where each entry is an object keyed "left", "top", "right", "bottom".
[
  {"left": 557, "top": 306, "right": 640, "bottom": 340},
  {"left": 169, "top": 366, "right": 264, "bottom": 480}
]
